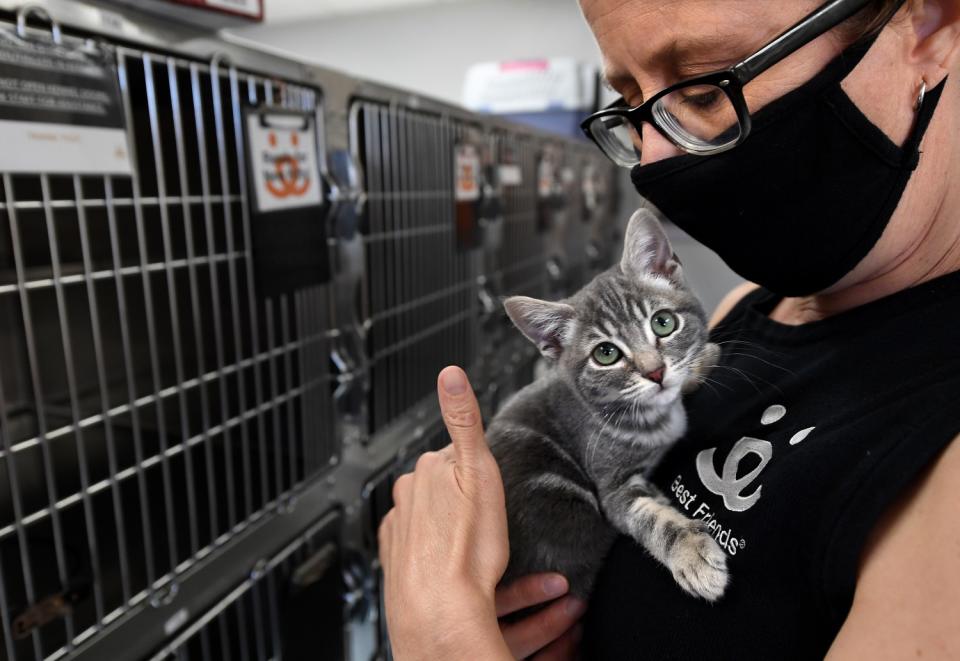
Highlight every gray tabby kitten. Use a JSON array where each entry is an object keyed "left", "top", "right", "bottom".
[{"left": 487, "top": 208, "right": 728, "bottom": 601}]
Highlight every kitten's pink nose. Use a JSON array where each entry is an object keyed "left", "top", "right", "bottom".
[{"left": 645, "top": 367, "right": 665, "bottom": 385}]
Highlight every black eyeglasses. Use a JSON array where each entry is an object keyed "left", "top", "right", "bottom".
[{"left": 581, "top": 0, "right": 904, "bottom": 168}]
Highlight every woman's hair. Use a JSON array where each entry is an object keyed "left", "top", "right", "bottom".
[{"left": 850, "top": 0, "right": 906, "bottom": 39}]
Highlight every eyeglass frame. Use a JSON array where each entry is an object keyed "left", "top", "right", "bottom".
[{"left": 580, "top": 0, "right": 905, "bottom": 164}]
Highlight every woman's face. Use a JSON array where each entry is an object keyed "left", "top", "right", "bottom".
[
  {"left": 580, "top": 0, "right": 918, "bottom": 164},
  {"left": 581, "top": 0, "right": 948, "bottom": 295}
]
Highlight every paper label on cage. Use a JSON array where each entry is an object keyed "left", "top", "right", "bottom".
[
  {"left": 454, "top": 144, "right": 480, "bottom": 202},
  {"left": 499, "top": 163, "right": 522, "bottom": 186},
  {"left": 0, "top": 30, "right": 131, "bottom": 174},
  {"left": 582, "top": 163, "right": 599, "bottom": 217},
  {"left": 538, "top": 159, "right": 555, "bottom": 198},
  {"left": 247, "top": 111, "right": 323, "bottom": 213}
]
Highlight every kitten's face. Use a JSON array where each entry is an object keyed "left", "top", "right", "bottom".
[
  {"left": 560, "top": 269, "right": 709, "bottom": 412},
  {"left": 504, "top": 208, "right": 712, "bottom": 414}
]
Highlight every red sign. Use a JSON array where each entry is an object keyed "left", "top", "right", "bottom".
[{"left": 168, "top": 0, "right": 262, "bottom": 21}]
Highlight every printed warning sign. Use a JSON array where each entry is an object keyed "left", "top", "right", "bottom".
[
  {"left": 455, "top": 144, "right": 481, "bottom": 202},
  {"left": 0, "top": 30, "right": 131, "bottom": 174},
  {"left": 246, "top": 110, "right": 323, "bottom": 213}
]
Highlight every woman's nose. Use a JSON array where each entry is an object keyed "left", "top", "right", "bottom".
[{"left": 639, "top": 123, "right": 684, "bottom": 166}]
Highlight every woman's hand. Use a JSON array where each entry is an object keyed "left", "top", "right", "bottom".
[
  {"left": 378, "top": 366, "right": 513, "bottom": 660},
  {"left": 497, "top": 573, "right": 586, "bottom": 660}
]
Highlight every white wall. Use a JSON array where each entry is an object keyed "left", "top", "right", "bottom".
[{"left": 231, "top": 0, "right": 602, "bottom": 107}]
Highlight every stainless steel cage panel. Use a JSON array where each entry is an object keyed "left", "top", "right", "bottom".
[
  {"left": 494, "top": 132, "right": 548, "bottom": 301},
  {"left": 476, "top": 137, "right": 620, "bottom": 413},
  {"left": 464, "top": 129, "right": 545, "bottom": 412},
  {"left": 583, "top": 152, "right": 623, "bottom": 278},
  {"left": 0, "top": 20, "right": 337, "bottom": 659},
  {"left": 351, "top": 101, "right": 482, "bottom": 435},
  {"left": 150, "top": 511, "right": 344, "bottom": 661},
  {"left": 570, "top": 146, "right": 620, "bottom": 282},
  {"left": 553, "top": 145, "right": 595, "bottom": 295}
]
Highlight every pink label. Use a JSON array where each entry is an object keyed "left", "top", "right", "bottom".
[{"left": 500, "top": 60, "right": 549, "bottom": 72}]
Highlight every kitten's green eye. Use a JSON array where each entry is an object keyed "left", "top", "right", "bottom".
[
  {"left": 651, "top": 310, "right": 678, "bottom": 338},
  {"left": 592, "top": 342, "right": 622, "bottom": 366}
]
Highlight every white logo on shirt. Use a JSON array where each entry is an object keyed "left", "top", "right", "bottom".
[
  {"left": 695, "top": 405, "right": 816, "bottom": 512},
  {"left": 696, "top": 438, "right": 773, "bottom": 512}
]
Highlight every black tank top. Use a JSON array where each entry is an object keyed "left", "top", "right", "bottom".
[{"left": 583, "top": 269, "right": 960, "bottom": 660}]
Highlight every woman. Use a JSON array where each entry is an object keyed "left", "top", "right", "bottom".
[{"left": 377, "top": 0, "right": 960, "bottom": 658}]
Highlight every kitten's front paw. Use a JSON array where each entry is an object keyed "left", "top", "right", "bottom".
[{"left": 668, "top": 527, "right": 729, "bottom": 602}]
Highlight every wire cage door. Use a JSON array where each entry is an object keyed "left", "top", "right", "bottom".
[{"left": 0, "top": 27, "right": 338, "bottom": 660}]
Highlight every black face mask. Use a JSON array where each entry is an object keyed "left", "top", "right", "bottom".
[{"left": 630, "top": 36, "right": 946, "bottom": 297}]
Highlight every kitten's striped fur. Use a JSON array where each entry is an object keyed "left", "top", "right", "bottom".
[{"left": 488, "top": 208, "right": 728, "bottom": 600}]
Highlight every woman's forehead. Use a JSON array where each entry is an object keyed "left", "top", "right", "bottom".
[{"left": 581, "top": 0, "right": 818, "bottom": 86}]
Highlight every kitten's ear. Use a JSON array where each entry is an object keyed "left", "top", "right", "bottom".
[
  {"left": 504, "top": 296, "right": 576, "bottom": 359},
  {"left": 621, "top": 207, "right": 684, "bottom": 282}
]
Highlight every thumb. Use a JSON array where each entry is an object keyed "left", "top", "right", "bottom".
[{"left": 437, "top": 366, "right": 489, "bottom": 469}]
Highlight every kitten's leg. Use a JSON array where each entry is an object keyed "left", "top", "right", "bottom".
[
  {"left": 504, "top": 473, "right": 616, "bottom": 599},
  {"left": 602, "top": 476, "right": 729, "bottom": 601}
]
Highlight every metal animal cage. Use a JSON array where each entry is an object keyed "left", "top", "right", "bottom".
[
  {"left": 0, "top": 13, "right": 337, "bottom": 660},
  {"left": 0, "top": 2, "right": 622, "bottom": 659},
  {"left": 495, "top": 133, "right": 548, "bottom": 300},
  {"left": 150, "top": 511, "right": 344, "bottom": 661},
  {"left": 351, "top": 102, "right": 481, "bottom": 435}
]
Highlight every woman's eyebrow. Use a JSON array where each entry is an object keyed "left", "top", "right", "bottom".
[
  {"left": 663, "top": 34, "right": 753, "bottom": 72},
  {"left": 602, "top": 33, "right": 758, "bottom": 93}
]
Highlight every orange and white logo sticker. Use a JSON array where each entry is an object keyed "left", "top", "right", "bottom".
[{"left": 247, "top": 113, "right": 322, "bottom": 213}]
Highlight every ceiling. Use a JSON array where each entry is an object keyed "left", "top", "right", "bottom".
[{"left": 263, "top": 0, "right": 476, "bottom": 24}]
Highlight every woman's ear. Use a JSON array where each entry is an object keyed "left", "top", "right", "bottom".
[{"left": 908, "top": 0, "right": 960, "bottom": 85}]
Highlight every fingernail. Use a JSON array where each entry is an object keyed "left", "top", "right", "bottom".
[
  {"left": 543, "top": 575, "right": 568, "bottom": 598},
  {"left": 564, "top": 597, "right": 587, "bottom": 617},
  {"left": 440, "top": 367, "right": 467, "bottom": 395}
]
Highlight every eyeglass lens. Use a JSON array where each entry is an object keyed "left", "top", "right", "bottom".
[{"left": 588, "top": 83, "right": 743, "bottom": 165}]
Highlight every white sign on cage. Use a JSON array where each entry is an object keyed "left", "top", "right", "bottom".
[
  {"left": 454, "top": 143, "right": 481, "bottom": 202},
  {"left": 0, "top": 30, "right": 132, "bottom": 174},
  {"left": 246, "top": 110, "right": 323, "bottom": 213}
]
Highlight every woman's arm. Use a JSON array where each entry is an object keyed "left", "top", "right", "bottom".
[
  {"left": 378, "top": 366, "right": 584, "bottom": 660},
  {"left": 826, "top": 433, "right": 960, "bottom": 659},
  {"left": 378, "top": 366, "right": 511, "bottom": 660}
]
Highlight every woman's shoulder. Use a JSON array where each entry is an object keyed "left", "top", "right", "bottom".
[{"left": 708, "top": 281, "right": 760, "bottom": 328}]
